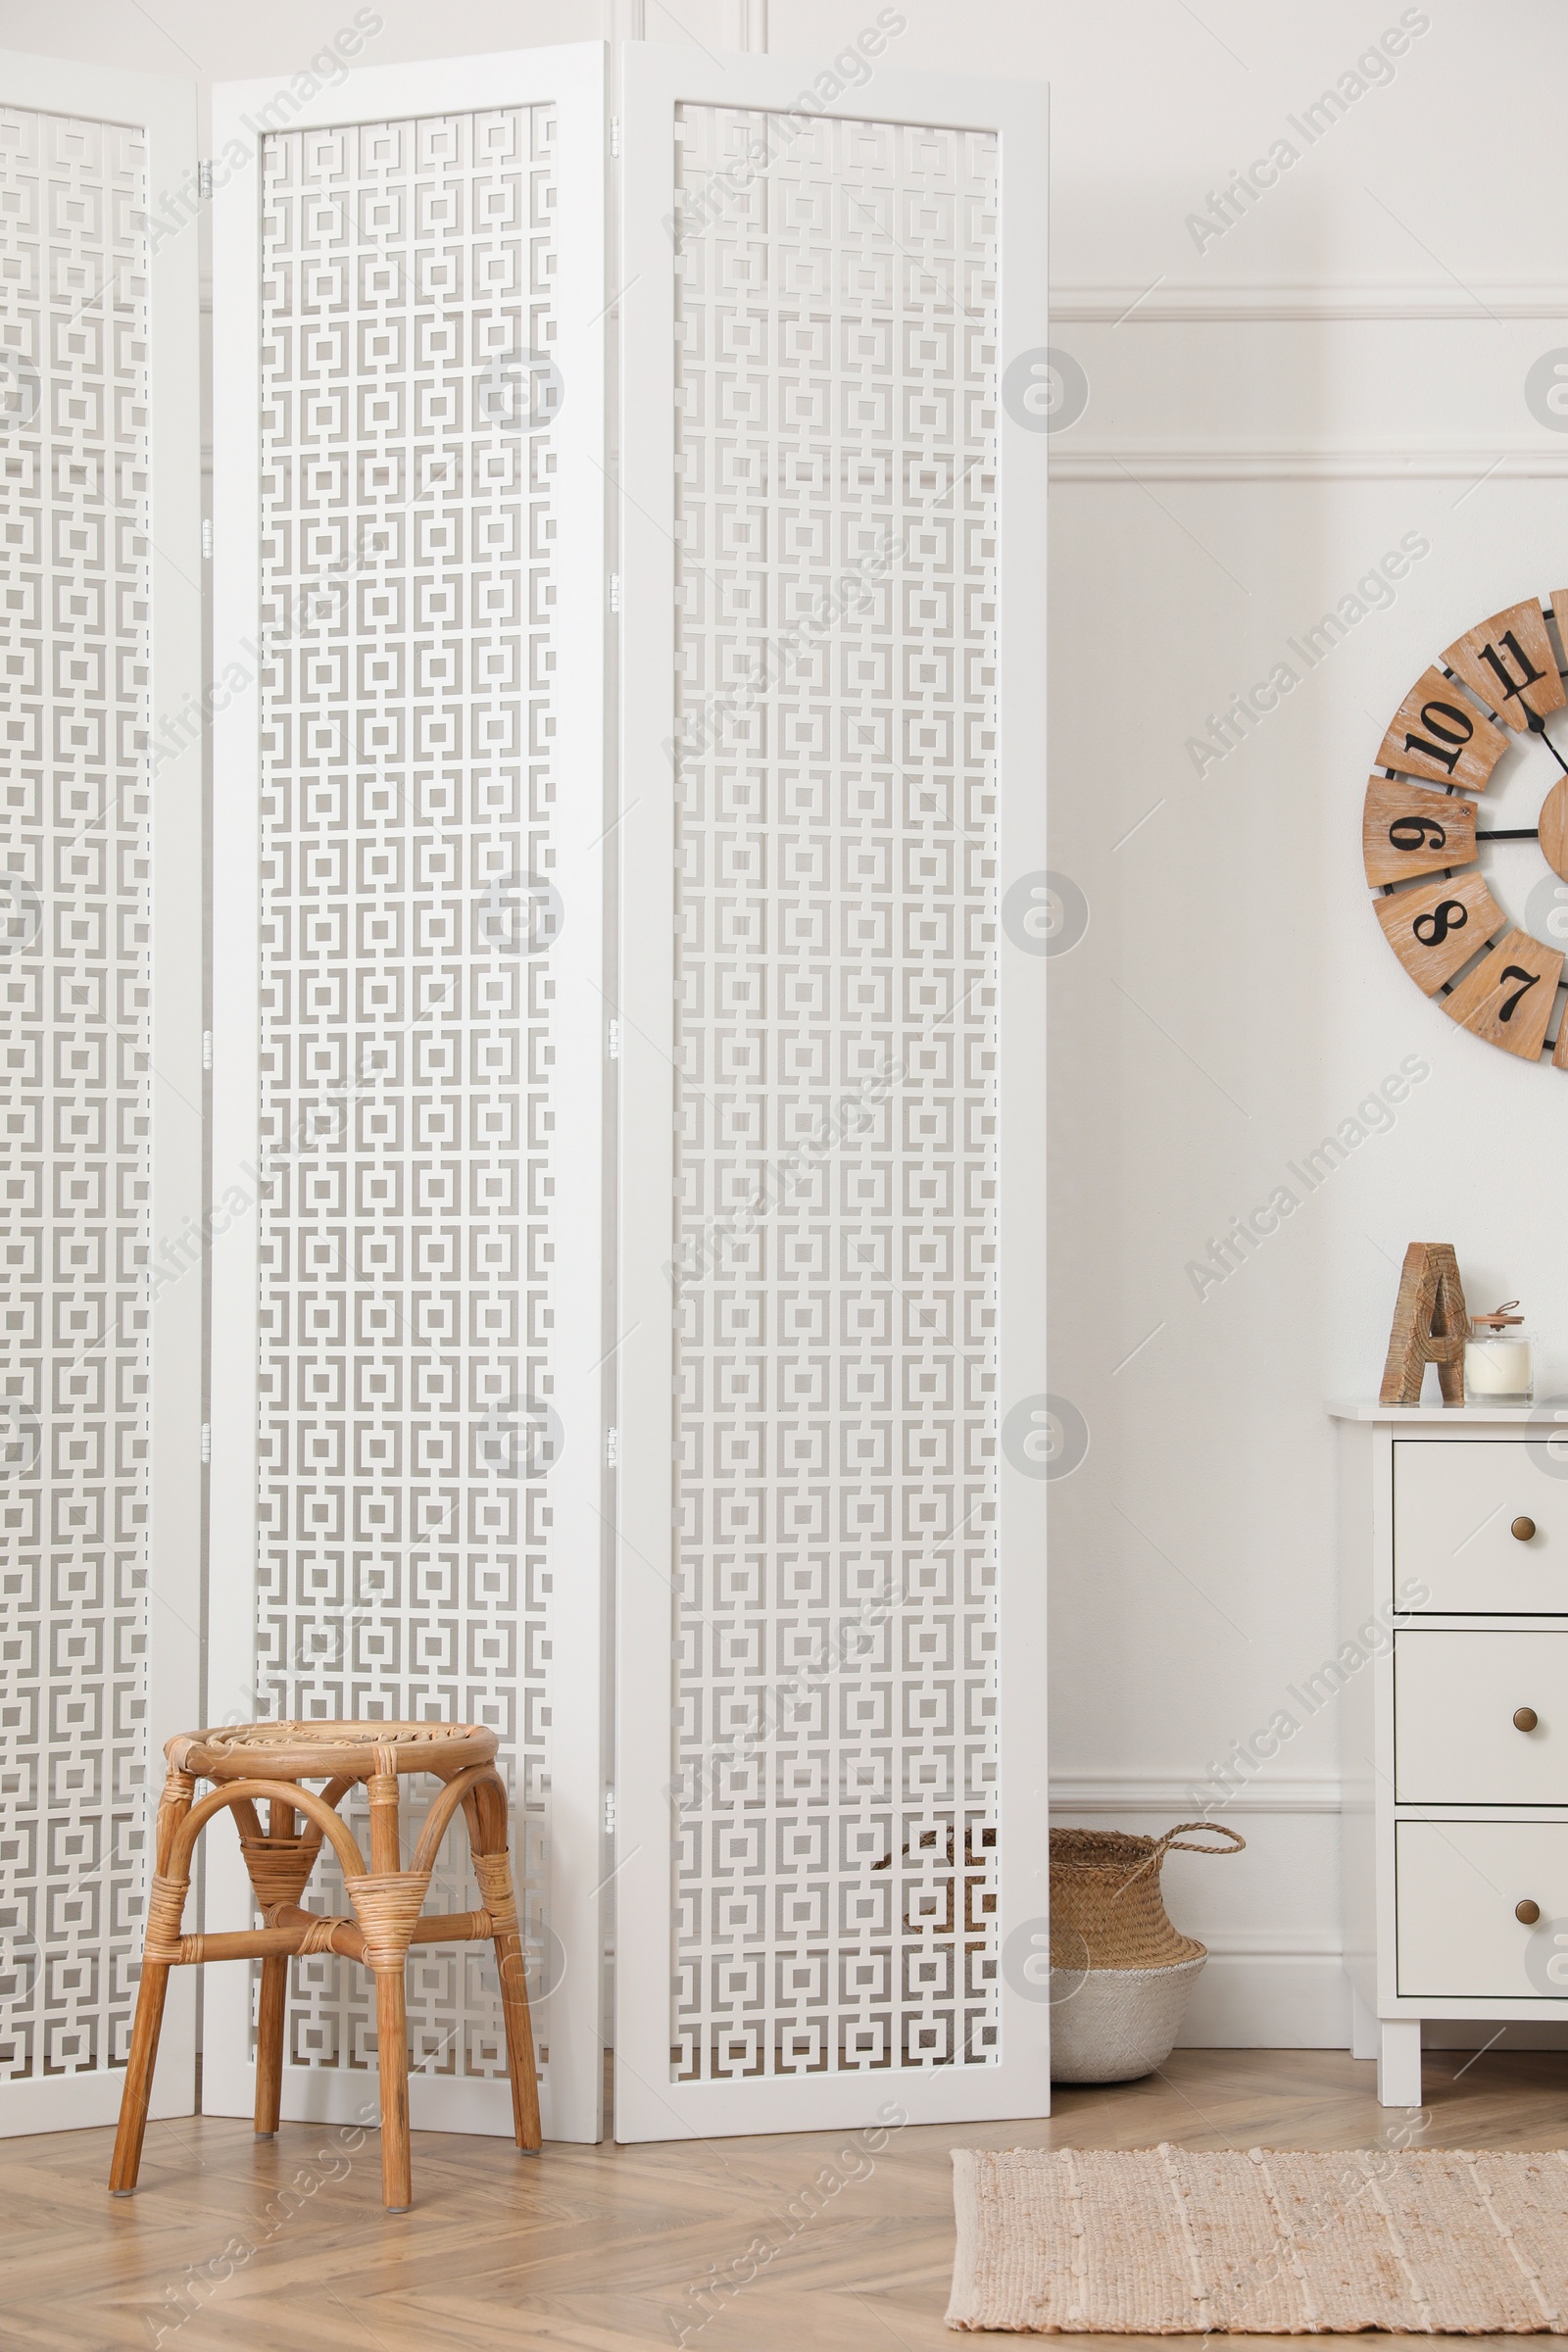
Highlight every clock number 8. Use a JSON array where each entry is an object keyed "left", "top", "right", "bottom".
[
  {"left": 1412, "top": 899, "right": 1467, "bottom": 948},
  {"left": 1388, "top": 814, "right": 1446, "bottom": 852}
]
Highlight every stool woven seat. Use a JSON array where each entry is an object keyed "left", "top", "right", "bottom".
[
  {"left": 110, "top": 1719, "right": 540, "bottom": 2212},
  {"left": 174, "top": 1719, "right": 496, "bottom": 1783}
]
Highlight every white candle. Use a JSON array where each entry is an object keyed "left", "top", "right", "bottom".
[{"left": 1465, "top": 1340, "right": 1533, "bottom": 1396}]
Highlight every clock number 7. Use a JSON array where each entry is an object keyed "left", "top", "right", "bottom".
[{"left": 1496, "top": 964, "right": 1541, "bottom": 1023}]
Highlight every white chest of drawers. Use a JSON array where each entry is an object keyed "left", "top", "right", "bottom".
[{"left": 1333, "top": 1404, "right": 1568, "bottom": 2106}]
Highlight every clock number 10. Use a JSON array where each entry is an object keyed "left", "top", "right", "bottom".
[{"left": 1402, "top": 698, "right": 1474, "bottom": 777}]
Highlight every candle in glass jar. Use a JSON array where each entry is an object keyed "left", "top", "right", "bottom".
[
  {"left": 1464, "top": 1338, "right": 1533, "bottom": 1397},
  {"left": 1464, "top": 1301, "right": 1534, "bottom": 1402}
]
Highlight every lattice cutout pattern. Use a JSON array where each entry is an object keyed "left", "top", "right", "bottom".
[
  {"left": 669, "top": 109, "right": 1001, "bottom": 2080},
  {"left": 256, "top": 107, "right": 562, "bottom": 2081},
  {"left": 0, "top": 109, "right": 152, "bottom": 2081}
]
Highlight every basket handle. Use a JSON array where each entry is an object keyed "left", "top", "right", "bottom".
[{"left": 1152, "top": 1822, "right": 1246, "bottom": 1861}]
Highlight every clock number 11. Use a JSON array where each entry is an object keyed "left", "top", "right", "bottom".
[{"left": 1478, "top": 630, "right": 1547, "bottom": 714}]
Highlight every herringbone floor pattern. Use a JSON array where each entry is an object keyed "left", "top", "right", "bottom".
[{"left": 2, "top": 2046, "right": 1565, "bottom": 2349}]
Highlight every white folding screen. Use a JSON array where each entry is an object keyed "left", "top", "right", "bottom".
[
  {"left": 208, "top": 45, "right": 609, "bottom": 2141},
  {"left": 614, "top": 48, "right": 1049, "bottom": 2138},
  {"left": 2, "top": 31, "right": 1046, "bottom": 2155},
  {"left": 0, "top": 56, "right": 203, "bottom": 2132}
]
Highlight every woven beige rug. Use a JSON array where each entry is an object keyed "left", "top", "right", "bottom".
[{"left": 948, "top": 2144, "right": 1568, "bottom": 2332}]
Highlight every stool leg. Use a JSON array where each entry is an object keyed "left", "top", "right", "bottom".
[
  {"left": 253, "top": 1794, "right": 296, "bottom": 2136},
  {"left": 467, "top": 1787, "right": 541, "bottom": 2153},
  {"left": 375, "top": 1965, "right": 413, "bottom": 2212},
  {"left": 366, "top": 1758, "right": 413, "bottom": 2212},
  {"left": 495, "top": 1919, "right": 543, "bottom": 2154},
  {"left": 111, "top": 1768, "right": 196, "bottom": 2195},
  {"left": 110, "top": 1959, "right": 173, "bottom": 2194},
  {"left": 254, "top": 1955, "right": 287, "bottom": 2137}
]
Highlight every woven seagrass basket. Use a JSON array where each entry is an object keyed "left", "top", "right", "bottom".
[{"left": 1049, "top": 1822, "right": 1244, "bottom": 2084}]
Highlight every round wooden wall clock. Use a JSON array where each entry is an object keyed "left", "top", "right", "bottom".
[{"left": 1366, "top": 594, "right": 1568, "bottom": 1064}]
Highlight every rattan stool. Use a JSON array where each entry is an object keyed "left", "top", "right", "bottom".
[{"left": 109, "top": 1721, "right": 540, "bottom": 2212}]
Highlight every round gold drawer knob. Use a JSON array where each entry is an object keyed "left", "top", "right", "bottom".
[
  {"left": 1514, "top": 1706, "right": 1540, "bottom": 1733},
  {"left": 1512, "top": 1516, "right": 1538, "bottom": 1542},
  {"left": 1517, "top": 1899, "right": 1543, "bottom": 1926}
]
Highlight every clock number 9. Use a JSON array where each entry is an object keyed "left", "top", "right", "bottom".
[
  {"left": 1388, "top": 814, "right": 1446, "bottom": 853},
  {"left": 1497, "top": 964, "right": 1540, "bottom": 1023},
  {"left": 1412, "top": 899, "right": 1467, "bottom": 948}
]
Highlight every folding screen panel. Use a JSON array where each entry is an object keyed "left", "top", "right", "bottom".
[
  {"left": 209, "top": 45, "right": 608, "bottom": 2140},
  {"left": 0, "top": 56, "right": 202, "bottom": 2131},
  {"left": 615, "top": 46, "right": 1050, "bottom": 2137}
]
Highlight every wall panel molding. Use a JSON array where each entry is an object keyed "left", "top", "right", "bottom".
[
  {"left": 1049, "top": 1779, "right": 1351, "bottom": 2048},
  {"left": 1050, "top": 1772, "right": 1342, "bottom": 1815},
  {"left": 1049, "top": 448, "right": 1568, "bottom": 484},
  {"left": 1054, "top": 281, "right": 1568, "bottom": 324}
]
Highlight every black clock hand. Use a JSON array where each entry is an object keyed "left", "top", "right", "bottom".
[
  {"left": 1476, "top": 706, "right": 1560, "bottom": 837},
  {"left": 1527, "top": 708, "right": 1568, "bottom": 775}
]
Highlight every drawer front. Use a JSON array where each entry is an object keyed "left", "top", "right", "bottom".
[
  {"left": 1395, "top": 1441, "right": 1567, "bottom": 1613},
  {"left": 1394, "top": 1630, "right": 1568, "bottom": 1802},
  {"left": 1396, "top": 1820, "right": 1568, "bottom": 1997}
]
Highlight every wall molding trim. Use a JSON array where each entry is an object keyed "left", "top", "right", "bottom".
[
  {"left": 217, "top": 281, "right": 1568, "bottom": 328},
  {"left": 1053, "top": 281, "right": 1568, "bottom": 324},
  {"left": 1050, "top": 1771, "right": 1342, "bottom": 1816},
  {"left": 1049, "top": 447, "right": 1568, "bottom": 484}
]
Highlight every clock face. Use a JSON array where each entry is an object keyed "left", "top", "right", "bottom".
[{"left": 1367, "top": 596, "right": 1568, "bottom": 1063}]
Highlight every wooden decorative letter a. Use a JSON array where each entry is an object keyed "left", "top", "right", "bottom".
[{"left": 1379, "top": 1243, "right": 1469, "bottom": 1407}]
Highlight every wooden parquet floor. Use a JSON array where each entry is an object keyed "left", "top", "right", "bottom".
[{"left": 3, "top": 2045, "right": 1566, "bottom": 2351}]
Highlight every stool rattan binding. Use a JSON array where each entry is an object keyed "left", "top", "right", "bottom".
[{"left": 109, "top": 1721, "right": 541, "bottom": 2212}]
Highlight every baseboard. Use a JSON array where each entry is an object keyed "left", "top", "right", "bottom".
[
  {"left": 1165, "top": 1956, "right": 1568, "bottom": 2055},
  {"left": 1175, "top": 1952, "right": 1351, "bottom": 2050}
]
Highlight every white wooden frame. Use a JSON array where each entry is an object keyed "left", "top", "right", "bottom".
[
  {"left": 0, "top": 52, "right": 203, "bottom": 2134},
  {"left": 207, "top": 43, "right": 609, "bottom": 2142},
  {"left": 613, "top": 42, "right": 1051, "bottom": 2140}
]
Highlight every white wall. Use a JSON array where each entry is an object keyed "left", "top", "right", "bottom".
[
  {"left": 963, "top": 0, "right": 1568, "bottom": 2048},
  {"left": 13, "top": 0, "right": 1568, "bottom": 2049}
]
